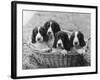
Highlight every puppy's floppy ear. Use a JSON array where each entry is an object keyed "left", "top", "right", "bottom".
[
  {"left": 54, "top": 22, "right": 61, "bottom": 32},
  {"left": 64, "top": 33, "right": 71, "bottom": 51},
  {"left": 53, "top": 22, "right": 61, "bottom": 35},
  {"left": 53, "top": 33, "right": 57, "bottom": 48},
  {"left": 31, "top": 28, "right": 36, "bottom": 43},
  {"left": 42, "top": 27, "right": 48, "bottom": 42},
  {"left": 70, "top": 32, "right": 74, "bottom": 48},
  {"left": 78, "top": 31, "right": 86, "bottom": 47},
  {"left": 43, "top": 21, "right": 49, "bottom": 29}
]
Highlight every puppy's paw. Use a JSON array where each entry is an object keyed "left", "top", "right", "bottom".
[
  {"left": 77, "top": 49, "right": 86, "bottom": 55},
  {"left": 61, "top": 50, "right": 68, "bottom": 56},
  {"left": 41, "top": 48, "right": 52, "bottom": 53},
  {"left": 51, "top": 48, "right": 57, "bottom": 53}
]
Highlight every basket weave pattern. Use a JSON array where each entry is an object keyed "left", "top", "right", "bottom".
[
  {"left": 24, "top": 42, "right": 88, "bottom": 69},
  {"left": 28, "top": 44, "right": 88, "bottom": 68}
]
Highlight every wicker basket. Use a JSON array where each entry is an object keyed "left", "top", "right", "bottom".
[{"left": 27, "top": 43, "right": 88, "bottom": 68}]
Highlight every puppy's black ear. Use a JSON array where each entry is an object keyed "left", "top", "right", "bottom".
[
  {"left": 78, "top": 31, "right": 86, "bottom": 47},
  {"left": 70, "top": 32, "right": 74, "bottom": 48},
  {"left": 80, "top": 39, "right": 86, "bottom": 47},
  {"left": 53, "top": 33, "right": 57, "bottom": 48},
  {"left": 54, "top": 22, "right": 61, "bottom": 32},
  {"left": 53, "top": 22, "right": 61, "bottom": 35},
  {"left": 31, "top": 28, "right": 36, "bottom": 43},
  {"left": 43, "top": 21, "right": 49, "bottom": 30},
  {"left": 42, "top": 27, "right": 48, "bottom": 42},
  {"left": 64, "top": 33, "right": 71, "bottom": 51}
]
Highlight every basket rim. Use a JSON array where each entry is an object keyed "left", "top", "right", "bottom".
[{"left": 25, "top": 42, "right": 87, "bottom": 56}]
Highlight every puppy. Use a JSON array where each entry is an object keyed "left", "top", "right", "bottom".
[
  {"left": 43, "top": 20, "right": 61, "bottom": 48},
  {"left": 31, "top": 26, "right": 51, "bottom": 52},
  {"left": 70, "top": 31, "right": 86, "bottom": 54},
  {"left": 53, "top": 31, "right": 71, "bottom": 55}
]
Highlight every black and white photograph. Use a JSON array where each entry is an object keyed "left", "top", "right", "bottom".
[
  {"left": 23, "top": 10, "right": 91, "bottom": 69},
  {"left": 11, "top": 1, "right": 97, "bottom": 79}
]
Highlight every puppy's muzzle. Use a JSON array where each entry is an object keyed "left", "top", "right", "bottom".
[
  {"left": 37, "top": 37, "right": 43, "bottom": 42},
  {"left": 74, "top": 41, "right": 79, "bottom": 46},
  {"left": 57, "top": 43, "right": 64, "bottom": 49},
  {"left": 47, "top": 31, "right": 52, "bottom": 35},
  {"left": 58, "top": 43, "right": 62, "bottom": 47},
  {"left": 37, "top": 38, "right": 41, "bottom": 41}
]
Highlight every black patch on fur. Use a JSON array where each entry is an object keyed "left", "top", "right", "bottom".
[
  {"left": 70, "top": 32, "right": 75, "bottom": 48},
  {"left": 78, "top": 31, "right": 86, "bottom": 47}
]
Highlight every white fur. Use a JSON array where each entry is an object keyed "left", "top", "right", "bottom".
[
  {"left": 61, "top": 49, "right": 68, "bottom": 56},
  {"left": 47, "top": 22, "right": 53, "bottom": 34},
  {"left": 36, "top": 27, "right": 43, "bottom": 42},
  {"left": 73, "top": 31, "right": 79, "bottom": 46},
  {"left": 47, "top": 35, "right": 55, "bottom": 48},
  {"left": 33, "top": 42, "right": 51, "bottom": 52},
  {"left": 76, "top": 48, "right": 85, "bottom": 54},
  {"left": 47, "top": 21, "right": 55, "bottom": 48},
  {"left": 57, "top": 39, "right": 64, "bottom": 48}
]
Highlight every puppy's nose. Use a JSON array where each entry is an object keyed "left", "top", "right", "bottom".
[
  {"left": 48, "top": 32, "right": 51, "bottom": 35},
  {"left": 58, "top": 43, "right": 61, "bottom": 47},
  {"left": 37, "top": 38, "right": 41, "bottom": 41},
  {"left": 75, "top": 42, "right": 78, "bottom": 45}
]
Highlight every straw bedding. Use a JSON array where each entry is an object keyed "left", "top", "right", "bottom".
[{"left": 23, "top": 42, "right": 89, "bottom": 69}]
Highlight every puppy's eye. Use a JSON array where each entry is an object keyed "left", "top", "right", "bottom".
[
  {"left": 34, "top": 29, "right": 38, "bottom": 34},
  {"left": 47, "top": 23, "right": 50, "bottom": 27},
  {"left": 36, "top": 30, "right": 38, "bottom": 33},
  {"left": 40, "top": 29, "right": 45, "bottom": 34},
  {"left": 78, "top": 34, "right": 82, "bottom": 39}
]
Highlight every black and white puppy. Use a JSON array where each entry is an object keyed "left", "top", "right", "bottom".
[
  {"left": 32, "top": 26, "right": 48, "bottom": 43},
  {"left": 53, "top": 31, "right": 71, "bottom": 55},
  {"left": 31, "top": 26, "right": 51, "bottom": 52},
  {"left": 43, "top": 20, "right": 61, "bottom": 48},
  {"left": 70, "top": 31, "right": 86, "bottom": 54}
]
